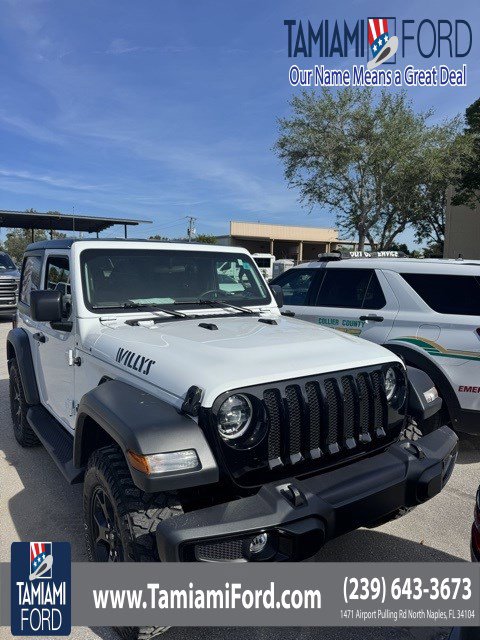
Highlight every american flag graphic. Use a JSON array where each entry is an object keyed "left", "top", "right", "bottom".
[
  {"left": 368, "top": 18, "right": 391, "bottom": 57},
  {"left": 30, "top": 542, "right": 52, "bottom": 579}
]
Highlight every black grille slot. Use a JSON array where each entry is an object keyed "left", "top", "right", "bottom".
[
  {"left": 264, "top": 389, "right": 282, "bottom": 466},
  {"left": 370, "top": 370, "right": 387, "bottom": 436},
  {"left": 305, "top": 381, "right": 322, "bottom": 456},
  {"left": 341, "top": 376, "right": 357, "bottom": 447},
  {"left": 324, "top": 378, "right": 341, "bottom": 453},
  {"left": 356, "top": 373, "right": 372, "bottom": 443},
  {"left": 285, "top": 385, "right": 303, "bottom": 463}
]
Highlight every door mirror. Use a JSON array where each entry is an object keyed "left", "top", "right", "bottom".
[
  {"left": 270, "top": 284, "right": 284, "bottom": 309},
  {"left": 30, "top": 290, "right": 62, "bottom": 323}
]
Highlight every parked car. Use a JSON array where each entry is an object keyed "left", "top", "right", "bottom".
[
  {"left": 272, "top": 251, "right": 480, "bottom": 434},
  {"left": 7, "top": 239, "right": 457, "bottom": 639},
  {"left": 0, "top": 251, "right": 20, "bottom": 318},
  {"left": 252, "top": 253, "right": 276, "bottom": 280}
]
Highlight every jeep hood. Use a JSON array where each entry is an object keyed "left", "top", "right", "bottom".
[{"left": 89, "top": 314, "right": 401, "bottom": 407}]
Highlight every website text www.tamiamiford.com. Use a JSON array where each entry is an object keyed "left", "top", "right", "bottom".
[{"left": 93, "top": 582, "right": 321, "bottom": 611}]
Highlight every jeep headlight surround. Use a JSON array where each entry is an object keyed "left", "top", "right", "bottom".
[
  {"left": 383, "top": 363, "right": 407, "bottom": 408},
  {"left": 217, "top": 394, "right": 253, "bottom": 441},
  {"left": 384, "top": 366, "right": 397, "bottom": 401}
]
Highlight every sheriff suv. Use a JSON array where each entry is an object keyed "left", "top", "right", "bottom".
[
  {"left": 7, "top": 240, "right": 457, "bottom": 636},
  {"left": 271, "top": 251, "right": 480, "bottom": 435}
]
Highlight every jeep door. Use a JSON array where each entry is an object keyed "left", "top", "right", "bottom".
[
  {"left": 311, "top": 266, "right": 399, "bottom": 343},
  {"left": 33, "top": 251, "right": 76, "bottom": 429}
]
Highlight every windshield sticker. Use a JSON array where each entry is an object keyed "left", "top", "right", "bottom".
[
  {"left": 116, "top": 348, "right": 156, "bottom": 375},
  {"left": 243, "top": 262, "right": 251, "bottom": 270}
]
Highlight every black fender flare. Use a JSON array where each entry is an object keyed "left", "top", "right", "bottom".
[
  {"left": 6, "top": 328, "right": 40, "bottom": 405},
  {"left": 74, "top": 379, "right": 219, "bottom": 492},
  {"left": 384, "top": 343, "right": 460, "bottom": 426}
]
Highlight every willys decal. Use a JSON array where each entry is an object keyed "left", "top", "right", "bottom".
[{"left": 115, "top": 348, "right": 156, "bottom": 375}]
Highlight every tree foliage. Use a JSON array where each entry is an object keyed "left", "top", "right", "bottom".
[
  {"left": 275, "top": 88, "right": 472, "bottom": 250},
  {"left": 195, "top": 234, "right": 217, "bottom": 244},
  {"left": 412, "top": 123, "right": 472, "bottom": 249},
  {"left": 451, "top": 97, "right": 480, "bottom": 209}
]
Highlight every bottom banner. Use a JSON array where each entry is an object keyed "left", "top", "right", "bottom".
[{"left": 1, "top": 561, "right": 479, "bottom": 631}]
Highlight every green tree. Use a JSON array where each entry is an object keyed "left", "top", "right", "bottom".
[
  {"left": 411, "top": 123, "right": 473, "bottom": 253},
  {"left": 451, "top": 97, "right": 480, "bottom": 208},
  {"left": 195, "top": 234, "right": 217, "bottom": 245},
  {"left": 275, "top": 88, "right": 469, "bottom": 251}
]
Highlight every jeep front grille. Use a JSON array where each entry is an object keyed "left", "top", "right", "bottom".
[
  {"left": 210, "top": 364, "right": 406, "bottom": 487},
  {"left": 264, "top": 370, "right": 388, "bottom": 468}
]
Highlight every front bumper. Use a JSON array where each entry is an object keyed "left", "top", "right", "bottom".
[{"left": 156, "top": 426, "right": 458, "bottom": 561}]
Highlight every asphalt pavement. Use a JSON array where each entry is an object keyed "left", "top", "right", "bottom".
[{"left": 1, "top": 318, "right": 477, "bottom": 640}]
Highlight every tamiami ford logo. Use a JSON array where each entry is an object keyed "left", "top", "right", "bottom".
[
  {"left": 11, "top": 541, "right": 71, "bottom": 636},
  {"left": 285, "top": 17, "right": 471, "bottom": 87}
]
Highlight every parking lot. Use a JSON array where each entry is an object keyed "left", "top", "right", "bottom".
[{"left": 0, "top": 316, "right": 478, "bottom": 640}]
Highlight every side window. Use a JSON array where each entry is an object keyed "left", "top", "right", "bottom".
[
  {"left": 401, "top": 273, "right": 480, "bottom": 315},
  {"left": 316, "top": 269, "right": 386, "bottom": 310},
  {"left": 45, "top": 256, "right": 72, "bottom": 320},
  {"left": 273, "top": 269, "right": 317, "bottom": 306},
  {"left": 362, "top": 271, "right": 386, "bottom": 309},
  {"left": 19, "top": 255, "right": 42, "bottom": 305}
]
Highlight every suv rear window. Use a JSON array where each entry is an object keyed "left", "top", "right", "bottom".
[
  {"left": 316, "top": 269, "right": 386, "bottom": 310},
  {"left": 401, "top": 273, "right": 480, "bottom": 315}
]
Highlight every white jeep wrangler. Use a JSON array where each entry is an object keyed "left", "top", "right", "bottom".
[{"left": 7, "top": 240, "right": 457, "bottom": 576}]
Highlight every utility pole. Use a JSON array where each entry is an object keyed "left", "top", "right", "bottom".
[{"left": 187, "top": 216, "right": 197, "bottom": 243}]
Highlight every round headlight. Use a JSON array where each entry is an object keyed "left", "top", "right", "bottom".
[
  {"left": 384, "top": 366, "right": 397, "bottom": 401},
  {"left": 217, "top": 394, "right": 253, "bottom": 440}
]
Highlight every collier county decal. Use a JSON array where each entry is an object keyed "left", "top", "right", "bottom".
[{"left": 11, "top": 541, "right": 71, "bottom": 636}]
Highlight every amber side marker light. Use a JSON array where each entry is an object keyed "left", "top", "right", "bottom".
[{"left": 127, "top": 449, "right": 200, "bottom": 475}]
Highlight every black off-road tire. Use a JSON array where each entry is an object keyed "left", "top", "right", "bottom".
[
  {"left": 402, "top": 409, "right": 443, "bottom": 441},
  {"left": 9, "top": 359, "right": 39, "bottom": 447},
  {"left": 83, "top": 445, "right": 183, "bottom": 640},
  {"left": 116, "top": 628, "right": 170, "bottom": 640}
]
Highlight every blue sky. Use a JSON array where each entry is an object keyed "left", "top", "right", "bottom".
[{"left": 0, "top": 0, "right": 478, "bottom": 246}]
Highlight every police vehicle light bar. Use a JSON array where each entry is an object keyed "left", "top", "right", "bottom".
[{"left": 318, "top": 250, "right": 407, "bottom": 261}]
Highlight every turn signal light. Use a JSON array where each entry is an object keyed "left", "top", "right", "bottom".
[{"left": 127, "top": 449, "right": 200, "bottom": 475}]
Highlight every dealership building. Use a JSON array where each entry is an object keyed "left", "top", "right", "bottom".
[{"left": 215, "top": 221, "right": 362, "bottom": 261}]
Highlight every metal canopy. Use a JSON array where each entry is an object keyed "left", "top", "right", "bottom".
[{"left": 0, "top": 210, "right": 152, "bottom": 238}]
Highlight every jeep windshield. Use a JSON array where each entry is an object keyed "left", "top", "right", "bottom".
[{"left": 80, "top": 248, "right": 271, "bottom": 313}]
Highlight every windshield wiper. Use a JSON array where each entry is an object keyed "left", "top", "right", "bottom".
[
  {"left": 121, "top": 302, "right": 188, "bottom": 318},
  {"left": 193, "top": 299, "right": 256, "bottom": 315}
]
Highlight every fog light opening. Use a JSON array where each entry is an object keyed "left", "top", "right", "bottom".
[{"left": 249, "top": 532, "right": 268, "bottom": 555}]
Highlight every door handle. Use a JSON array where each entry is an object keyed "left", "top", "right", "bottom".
[
  {"left": 33, "top": 332, "right": 46, "bottom": 343},
  {"left": 359, "top": 314, "right": 384, "bottom": 322},
  {"left": 281, "top": 310, "right": 295, "bottom": 317}
]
